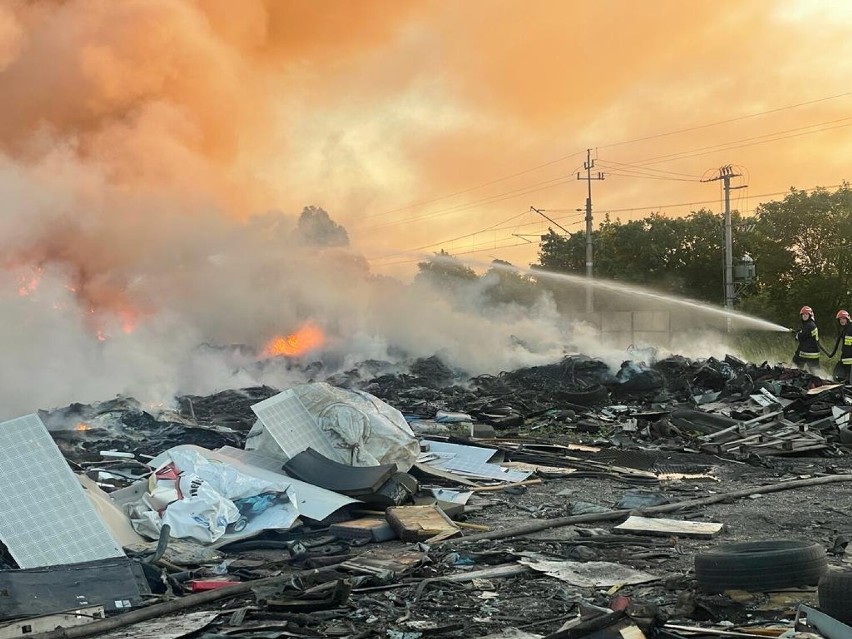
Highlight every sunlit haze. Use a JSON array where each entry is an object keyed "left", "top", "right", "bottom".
[{"left": 0, "top": 0, "right": 846, "bottom": 414}]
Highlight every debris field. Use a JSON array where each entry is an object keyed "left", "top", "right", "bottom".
[{"left": 4, "top": 353, "right": 852, "bottom": 639}]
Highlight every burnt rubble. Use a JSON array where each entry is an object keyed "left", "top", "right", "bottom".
[{"left": 3, "top": 352, "right": 852, "bottom": 639}]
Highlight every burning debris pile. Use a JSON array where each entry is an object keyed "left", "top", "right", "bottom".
[{"left": 3, "top": 352, "right": 852, "bottom": 638}]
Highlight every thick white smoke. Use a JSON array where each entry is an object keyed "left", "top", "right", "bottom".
[{"left": 0, "top": 1, "right": 788, "bottom": 419}]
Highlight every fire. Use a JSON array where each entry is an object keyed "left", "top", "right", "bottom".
[
  {"left": 91, "top": 306, "right": 143, "bottom": 341},
  {"left": 16, "top": 268, "right": 42, "bottom": 297},
  {"left": 118, "top": 308, "right": 139, "bottom": 334},
  {"left": 75, "top": 422, "right": 91, "bottom": 432},
  {"left": 263, "top": 322, "right": 325, "bottom": 358}
]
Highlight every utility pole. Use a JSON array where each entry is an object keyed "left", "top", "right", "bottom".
[
  {"left": 577, "top": 149, "right": 604, "bottom": 313},
  {"left": 701, "top": 165, "right": 747, "bottom": 318}
]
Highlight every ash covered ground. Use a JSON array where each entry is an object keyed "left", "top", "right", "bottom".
[{"left": 27, "top": 350, "right": 852, "bottom": 638}]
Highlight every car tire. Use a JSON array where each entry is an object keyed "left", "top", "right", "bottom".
[
  {"left": 695, "top": 540, "right": 827, "bottom": 593},
  {"left": 819, "top": 569, "right": 852, "bottom": 623}
]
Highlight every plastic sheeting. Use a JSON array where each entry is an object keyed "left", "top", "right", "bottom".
[
  {"left": 126, "top": 449, "right": 298, "bottom": 544},
  {"left": 248, "top": 383, "right": 419, "bottom": 471},
  {"left": 148, "top": 445, "right": 357, "bottom": 523}
]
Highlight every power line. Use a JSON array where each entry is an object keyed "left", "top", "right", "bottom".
[
  {"left": 368, "top": 182, "right": 850, "bottom": 269},
  {"left": 371, "top": 237, "right": 547, "bottom": 268},
  {"left": 597, "top": 90, "right": 852, "bottom": 150},
  {"left": 597, "top": 167, "right": 700, "bottom": 182},
  {"left": 371, "top": 218, "right": 587, "bottom": 266},
  {"left": 627, "top": 117, "right": 852, "bottom": 167},
  {"left": 359, "top": 117, "right": 852, "bottom": 233},
  {"left": 358, "top": 150, "right": 587, "bottom": 221},
  {"left": 354, "top": 170, "right": 583, "bottom": 232},
  {"left": 367, "top": 209, "right": 531, "bottom": 262},
  {"left": 546, "top": 183, "right": 845, "bottom": 216},
  {"left": 594, "top": 159, "right": 701, "bottom": 179},
  {"left": 360, "top": 90, "right": 852, "bottom": 222},
  {"left": 368, "top": 210, "right": 587, "bottom": 263}
]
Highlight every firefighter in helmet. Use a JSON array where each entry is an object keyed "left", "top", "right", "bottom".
[
  {"left": 793, "top": 305, "right": 820, "bottom": 372},
  {"left": 827, "top": 310, "right": 852, "bottom": 383}
]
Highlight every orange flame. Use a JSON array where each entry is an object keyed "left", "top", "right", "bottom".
[
  {"left": 75, "top": 422, "right": 91, "bottom": 431},
  {"left": 17, "top": 269, "right": 42, "bottom": 297},
  {"left": 263, "top": 322, "right": 325, "bottom": 358},
  {"left": 118, "top": 308, "right": 139, "bottom": 334}
]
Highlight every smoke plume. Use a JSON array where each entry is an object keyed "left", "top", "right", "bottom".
[{"left": 0, "top": 1, "right": 830, "bottom": 417}]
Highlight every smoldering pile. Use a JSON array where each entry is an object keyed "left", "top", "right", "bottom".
[
  {"left": 44, "top": 352, "right": 849, "bottom": 468},
  {"left": 1, "top": 350, "right": 851, "bottom": 639}
]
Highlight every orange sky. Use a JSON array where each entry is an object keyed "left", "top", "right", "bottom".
[
  {"left": 3, "top": 0, "right": 852, "bottom": 278},
  {"left": 2, "top": 0, "right": 852, "bottom": 412},
  {"left": 263, "top": 0, "right": 852, "bottom": 276}
]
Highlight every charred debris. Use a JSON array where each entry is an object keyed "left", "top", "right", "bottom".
[{"left": 3, "top": 353, "right": 852, "bottom": 639}]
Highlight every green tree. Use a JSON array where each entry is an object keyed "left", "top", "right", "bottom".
[
  {"left": 414, "top": 250, "right": 478, "bottom": 290},
  {"left": 294, "top": 206, "right": 349, "bottom": 247},
  {"left": 535, "top": 229, "right": 586, "bottom": 273},
  {"left": 481, "top": 259, "right": 541, "bottom": 306},
  {"left": 534, "top": 210, "right": 747, "bottom": 306},
  {"left": 738, "top": 184, "right": 852, "bottom": 326}
]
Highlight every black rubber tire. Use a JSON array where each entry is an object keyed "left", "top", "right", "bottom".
[
  {"left": 819, "top": 569, "right": 852, "bottom": 623},
  {"left": 670, "top": 416, "right": 717, "bottom": 435},
  {"left": 672, "top": 409, "right": 739, "bottom": 430},
  {"left": 554, "top": 385, "right": 610, "bottom": 407},
  {"left": 695, "top": 540, "right": 827, "bottom": 593}
]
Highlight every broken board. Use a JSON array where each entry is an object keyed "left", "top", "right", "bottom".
[
  {"left": 330, "top": 517, "right": 397, "bottom": 542},
  {"left": 0, "top": 414, "right": 125, "bottom": 568},
  {"left": 386, "top": 505, "right": 459, "bottom": 542},
  {"left": 96, "top": 611, "right": 220, "bottom": 639},
  {"left": 0, "top": 557, "right": 150, "bottom": 620},
  {"left": 518, "top": 558, "right": 659, "bottom": 588},
  {"left": 0, "top": 605, "right": 105, "bottom": 639},
  {"left": 250, "top": 390, "right": 336, "bottom": 459},
  {"left": 614, "top": 515, "right": 724, "bottom": 539}
]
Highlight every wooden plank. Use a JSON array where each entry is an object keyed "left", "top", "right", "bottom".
[
  {"left": 664, "top": 624, "right": 780, "bottom": 638},
  {"left": 742, "top": 410, "right": 783, "bottom": 425},
  {"left": 722, "top": 436, "right": 767, "bottom": 452},
  {"left": 613, "top": 515, "right": 724, "bottom": 539},
  {"left": 781, "top": 438, "right": 824, "bottom": 450},
  {"left": 386, "top": 505, "right": 459, "bottom": 542},
  {"left": 469, "top": 479, "right": 542, "bottom": 492},
  {"left": 700, "top": 424, "right": 745, "bottom": 442},
  {"left": 807, "top": 384, "right": 844, "bottom": 395},
  {"left": 699, "top": 443, "right": 723, "bottom": 455},
  {"left": 720, "top": 433, "right": 763, "bottom": 449},
  {"left": 761, "top": 444, "right": 828, "bottom": 457},
  {"left": 412, "top": 462, "right": 479, "bottom": 487}
]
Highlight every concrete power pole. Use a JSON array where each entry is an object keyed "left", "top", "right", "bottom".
[
  {"left": 701, "top": 165, "right": 747, "bottom": 314},
  {"left": 577, "top": 149, "right": 604, "bottom": 313}
]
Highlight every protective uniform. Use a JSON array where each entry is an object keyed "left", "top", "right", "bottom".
[
  {"left": 828, "top": 310, "right": 852, "bottom": 383},
  {"left": 793, "top": 306, "right": 820, "bottom": 372}
]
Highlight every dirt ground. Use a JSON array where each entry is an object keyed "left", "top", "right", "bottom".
[{"left": 203, "top": 454, "right": 852, "bottom": 639}]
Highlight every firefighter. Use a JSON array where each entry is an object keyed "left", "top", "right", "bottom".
[
  {"left": 793, "top": 305, "right": 820, "bottom": 372},
  {"left": 827, "top": 310, "right": 852, "bottom": 383}
]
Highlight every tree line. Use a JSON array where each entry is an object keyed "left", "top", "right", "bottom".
[{"left": 416, "top": 184, "right": 852, "bottom": 328}]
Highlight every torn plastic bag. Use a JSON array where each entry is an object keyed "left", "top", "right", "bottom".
[
  {"left": 128, "top": 450, "right": 297, "bottom": 544},
  {"left": 166, "top": 448, "right": 289, "bottom": 500},
  {"left": 160, "top": 475, "right": 240, "bottom": 543},
  {"left": 247, "top": 382, "right": 420, "bottom": 471}
]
